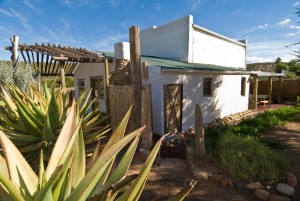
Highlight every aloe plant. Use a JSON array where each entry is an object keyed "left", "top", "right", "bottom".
[
  {"left": 0, "top": 81, "right": 109, "bottom": 166},
  {"left": 0, "top": 105, "right": 196, "bottom": 200}
]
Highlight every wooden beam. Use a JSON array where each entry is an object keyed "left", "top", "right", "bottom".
[
  {"left": 10, "top": 35, "right": 19, "bottom": 77},
  {"left": 129, "top": 26, "right": 142, "bottom": 133},
  {"left": 105, "top": 58, "right": 110, "bottom": 115},
  {"left": 253, "top": 75, "right": 258, "bottom": 109},
  {"left": 268, "top": 77, "right": 272, "bottom": 107},
  {"left": 278, "top": 76, "right": 283, "bottom": 104},
  {"left": 53, "top": 54, "right": 68, "bottom": 92}
]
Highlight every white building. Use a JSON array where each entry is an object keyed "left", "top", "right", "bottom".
[{"left": 73, "top": 15, "right": 252, "bottom": 136}]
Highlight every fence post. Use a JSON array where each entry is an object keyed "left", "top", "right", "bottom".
[{"left": 129, "top": 26, "right": 142, "bottom": 132}]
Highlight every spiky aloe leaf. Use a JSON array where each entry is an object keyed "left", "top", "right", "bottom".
[
  {"left": 16, "top": 104, "right": 43, "bottom": 136},
  {"left": 45, "top": 103, "right": 76, "bottom": 180},
  {"left": 166, "top": 180, "right": 197, "bottom": 201},
  {"left": 0, "top": 172, "right": 25, "bottom": 201},
  {"left": 48, "top": 91, "right": 60, "bottom": 134},
  {"left": 65, "top": 127, "right": 144, "bottom": 201},
  {"left": 42, "top": 114, "right": 55, "bottom": 142},
  {"left": 0, "top": 131, "right": 38, "bottom": 195},
  {"left": 116, "top": 134, "right": 167, "bottom": 201},
  {"left": 70, "top": 128, "right": 86, "bottom": 188}
]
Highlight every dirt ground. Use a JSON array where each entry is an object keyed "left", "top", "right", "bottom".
[{"left": 129, "top": 120, "right": 300, "bottom": 201}]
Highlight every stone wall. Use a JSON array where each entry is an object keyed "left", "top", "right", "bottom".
[
  {"left": 250, "top": 78, "right": 300, "bottom": 102},
  {"left": 109, "top": 59, "right": 131, "bottom": 85}
]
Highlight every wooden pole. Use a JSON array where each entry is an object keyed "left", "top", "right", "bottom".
[
  {"left": 129, "top": 26, "right": 142, "bottom": 132},
  {"left": 105, "top": 58, "right": 110, "bottom": 114},
  {"left": 195, "top": 104, "right": 205, "bottom": 158},
  {"left": 53, "top": 54, "right": 68, "bottom": 93},
  {"left": 253, "top": 75, "right": 258, "bottom": 109},
  {"left": 268, "top": 77, "right": 272, "bottom": 107},
  {"left": 278, "top": 76, "right": 283, "bottom": 104},
  {"left": 10, "top": 35, "right": 19, "bottom": 78}
]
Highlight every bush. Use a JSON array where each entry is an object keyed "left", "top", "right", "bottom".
[{"left": 216, "top": 133, "right": 289, "bottom": 184}]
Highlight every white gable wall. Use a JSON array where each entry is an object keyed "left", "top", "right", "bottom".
[
  {"left": 191, "top": 27, "right": 246, "bottom": 68},
  {"left": 145, "top": 66, "right": 250, "bottom": 135},
  {"left": 140, "top": 16, "right": 192, "bottom": 61}
]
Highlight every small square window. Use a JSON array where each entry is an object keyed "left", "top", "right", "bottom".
[
  {"left": 203, "top": 78, "right": 212, "bottom": 97},
  {"left": 241, "top": 77, "right": 246, "bottom": 96},
  {"left": 77, "top": 79, "right": 85, "bottom": 96}
]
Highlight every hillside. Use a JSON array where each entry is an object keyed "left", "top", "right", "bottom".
[{"left": 246, "top": 62, "right": 275, "bottom": 72}]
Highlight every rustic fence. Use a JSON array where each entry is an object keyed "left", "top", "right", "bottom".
[
  {"left": 108, "top": 84, "right": 152, "bottom": 149},
  {"left": 250, "top": 78, "right": 300, "bottom": 101}
]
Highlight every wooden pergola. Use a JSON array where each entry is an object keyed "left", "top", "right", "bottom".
[
  {"left": 251, "top": 71, "right": 285, "bottom": 109},
  {"left": 5, "top": 35, "right": 112, "bottom": 91},
  {"left": 5, "top": 42, "right": 109, "bottom": 76}
]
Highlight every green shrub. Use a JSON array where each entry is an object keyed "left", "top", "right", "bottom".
[{"left": 216, "top": 133, "right": 289, "bottom": 184}]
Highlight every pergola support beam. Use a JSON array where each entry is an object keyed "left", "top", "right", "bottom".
[
  {"left": 268, "top": 77, "right": 272, "bottom": 107},
  {"left": 252, "top": 75, "right": 258, "bottom": 110}
]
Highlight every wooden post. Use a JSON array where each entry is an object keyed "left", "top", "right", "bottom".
[
  {"left": 10, "top": 35, "right": 19, "bottom": 77},
  {"left": 195, "top": 104, "right": 205, "bottom": 158},
  {"left": 253, "top": 75, "right": 258, "bottom": 109},
  {"left": 129, "top": 26, "right": 142, "bottom": 132},
  {"left": 278, "top": 76, "right": 283, "bottom": 104},
  {"left": 105, "top": 58, "right": 110, "bottom": 114},
  {"left": 268, "top": 77, "right": 272, "bottom": 107},
  {"left": 53, "top": 54, "right": 68, "bottom": 93}
]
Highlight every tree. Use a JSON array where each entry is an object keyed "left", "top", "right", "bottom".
[{"left": 274, "top": 58, "right": 289, "bottom": 73}]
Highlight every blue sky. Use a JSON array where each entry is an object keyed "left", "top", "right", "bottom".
[{"left": 0, "top": 0, "right": 299, "bottom": 63}]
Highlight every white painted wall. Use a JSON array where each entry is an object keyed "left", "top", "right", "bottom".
[
  {"left": 145, "top": 66, "right": 250, "bottom": 135},
  {"left": 140, "top": 15, "right": 192, "bottom": 61},
  {"left": 140, "top": 15, "right": 246, "bottom": 68},
  {"left": 74, "top": 62, "right": 115, "bottom": 113},
  {"left": 191, "top": 27, "right": 246, "bottom": 68}
]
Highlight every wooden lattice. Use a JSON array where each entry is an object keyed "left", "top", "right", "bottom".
[{"left": 5, "top": 43, "right": 111, "bottom": 76}]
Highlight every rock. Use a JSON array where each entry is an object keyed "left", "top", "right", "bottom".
[
  {"left": 246, "top": 182, "right": 262, "bottom": 189},
  {"left": 234, "top": 181, "right": 252, "bottom": 194},
  {"left": 210, "top": 174, "right": 223, "bottom": 182},
  {"left": 254, "top": 189, "right": 269, "bottom": 201},
  {"left": 268, "top": 194, "right": 290, "bottom": 201},
  {"left": 286, "top": 172, "right": 297, "bottom": 188},
  {"left": 227, "top": 178, "right": 234, "bottom": 187},
  {"left": 193, "top": 169, "right": 211, "bottom": 181},
  {"left": 276, "top": 183, "right": 295, "bottom": 196},
  {"left": 220, "top": 178, "right": 228, "bottom": 187}
]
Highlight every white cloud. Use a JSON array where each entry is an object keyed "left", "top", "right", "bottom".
[
  {"left": 60, "top": 0, "right": 98, "bottom": 8},
  {"left": 0, "top": 8, "right": 13, "bottom": 17},
  {"left": 90, "top": 34, "right": 127, "bottom": 51},
  {"left": 247, "top": 40, "right": 296, "bottom": 63},
  {"left": 155, "top": 3, "right": 161, "bottom": 12},
  {"left": 9, "top": 8, "right": 33, "bottom": 32},
  {"left": 188, "top": 0, "right": 206, "bottom": 11},
  {"left": 292, "top": 1, "right": 300, "bottom": 6},
  {"left": 290, "top": 25, "right": 300, "bottom": 30},
  {"left": 278, "top": 18, "right": 291, "bottom": 26},
  {"left": 60, "top": 16, "right": 70, "bottom": 29},
  {"left": 250, "top": 23, "right": 269, "bottom": 32},
  {"left": 22, "top": 0, "right": 41, "bottom": 14},
  {"left": 107, "top": 0, "right": 121, "bottom": 7},
  {"left": 42, "top": 25, "right": 59, "bottom": 40},
  {"left": 286, "top": 33, "right": 297, "bottom": 37}
]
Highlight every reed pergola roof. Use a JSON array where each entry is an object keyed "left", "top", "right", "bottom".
[{"left": 5, "top": 43, "right": 111, "bottom": 76}]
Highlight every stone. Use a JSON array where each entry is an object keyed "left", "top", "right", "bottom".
[
  {"left": 220, "top": 178, "right": 228, "bottom": 187},
  {"left": 193, "top": 169, "right": 211, "bottom": 181},
  {"left": 234, "top": 181, "right": 252, "bottom": 194},
  {"left": 227, "top": 178, "right": 234, "bottom": 187},
  {"left": 268, "top": 194, "right": 290, "bottom": 201},
  {"left": 210, "top": 174, "right": 223, "bottom": 182},
  {"left": 286, "top": 172, "right": 297, "bottom": 188},
  {"left": 276, "top": 183, "right": 295, "bottom": 196},
  {"left": 246, "top": 182, "right": 262, "bottom": 189},
  {"left": 254, "top": 189, "right": 269, "bottom": 201}
]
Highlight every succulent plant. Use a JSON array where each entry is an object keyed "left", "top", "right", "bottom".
[
  {"left": 0, "top": 80, "right": 109, "bottom": 166},
  {"left": 0, "top": 106, "right": 196, "bottom": 200}
]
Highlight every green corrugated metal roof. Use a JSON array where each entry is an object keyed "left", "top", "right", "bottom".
[
  {"left": 93, "top": 51, "right": 245, "bottom": 71},
  {"left": 141, "top": 56, "right": 245, "bottom": 71}
]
